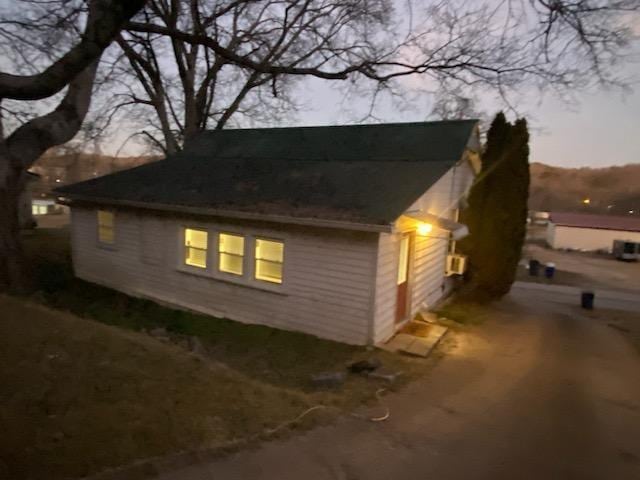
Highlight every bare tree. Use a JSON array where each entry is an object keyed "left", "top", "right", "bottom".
[
  {"left": 0, "top": 0, "right": 638, "bottom": 291},
  {"left": 0, "top": 0, "right": 146, "bottom": 291},
  {"left": 96, "top": 0, "right": 639, "bottom": 153}
]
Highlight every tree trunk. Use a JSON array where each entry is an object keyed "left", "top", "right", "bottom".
[{"left": 0, "top": 164, "right": 29, "bottom": 292}]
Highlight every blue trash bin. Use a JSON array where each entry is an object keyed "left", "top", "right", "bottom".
[
  {"left": 581, "top": 291, "right": 595, "bottom": 310},
  {"left": 544, "top": 262, "right": 556, "bottom": 279}
]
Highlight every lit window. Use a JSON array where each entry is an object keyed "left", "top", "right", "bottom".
[
  {"left": 184, "top": 228, "right": 208, "bottom": 268},
  {"left": 97, "top": 210, "right": 115, "bottom": 244},
  {"left": 255, "top": 239, "right": 284, "bottom": 284},
  {"left": 219, "top": 233, "right": 244, "bottom": 275},
  {"left": 397, "top": 236, "right": 409, "bottom": 285}
]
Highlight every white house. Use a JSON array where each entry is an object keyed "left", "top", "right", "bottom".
[
  {"left": 55, "top": 121, "right": 479, "bottom": 345},
  {"left": 546, "top": 212, "right": 640, "bottom": 252}
]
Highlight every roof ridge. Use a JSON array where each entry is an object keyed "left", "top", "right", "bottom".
[{"left": 197, "top": 119, "right": 478, "bottom": 134}]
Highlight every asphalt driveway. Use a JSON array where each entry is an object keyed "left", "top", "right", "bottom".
[{"left": 156, "top": 289, "right": 640, "bottom": 480}]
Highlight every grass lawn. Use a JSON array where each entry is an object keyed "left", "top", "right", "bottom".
[
  {"left": 0, "top": 295, "right": 310, "bottom": 480},
  {"left": 3, "top": 228, "right": 435, "bottom": 478}
]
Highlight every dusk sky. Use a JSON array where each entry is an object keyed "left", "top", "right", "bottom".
[
  {"left": 103, "top": 14, "right": 639, "bottom": 170},
  {"left": 290, "top": 61, "right": 640, "bottom": 170}
]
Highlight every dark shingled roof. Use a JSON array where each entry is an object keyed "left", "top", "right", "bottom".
[{"left": 56, "top": 120, "right": 477, "bottom": 227}]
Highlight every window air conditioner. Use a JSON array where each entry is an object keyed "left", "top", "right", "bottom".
[{"left": 446, "top": 254, "right": 467, "bottom": 276}]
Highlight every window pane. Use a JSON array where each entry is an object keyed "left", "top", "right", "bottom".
[
  {"left": 98, "top": 226, "right": 114, "bottom": 244},
  {"left": 97, "top": 210, "right": 115, "bottom": 244},
  {"left": 256, "top": 260, "right": 283, "bottom": 284},
  {"left": 256, "top": 239, "right": 283, "bottom": 262},
  {"left": 219, "top": 253, "right": 243, "bottom": 275},
  {"left": 184, "top": 228, "right": 208, "bottom": 268},
  {"left": 255, "top": 239, "right": 284, "bottom": 284},
  {"left": 185, "top": 247, "right": 207, "bottom": 268},
  {"left": 185, "top": 228, "right": 207, "bottom": 249},
  {"left": 98, "top": 210, "right": 114, "bottom": 228},
  {"left": 219, "top": 233, "right": 244, "bottom": 255},
  {"left": 397, "top": 236, "right": 409, "bottom": 285}
]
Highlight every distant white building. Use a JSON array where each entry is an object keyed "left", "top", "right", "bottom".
[{"left": 546, "top": 212, "right": 640, "bottom": 252}]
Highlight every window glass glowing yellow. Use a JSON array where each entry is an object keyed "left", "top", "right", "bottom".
[
  {"left": 219, "top": 233, "right": 244, "bottom": 275},
  {"left": 97, "top": 210, "right": 115, "bottom": 244},
  {"left": 255, "top": 239, "right": 284, "bottom": 284},
  {"left": 184, "top": 228, "right": 208, "bottom": 268},
  {"left": 397, "top": 236, "right": 409, "bottom": 285}
]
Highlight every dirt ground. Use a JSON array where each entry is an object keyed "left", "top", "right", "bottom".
[
  {"left": 589, "top": 309, "right": 640, "bottom": 354},
  {"left": 519, "top": 242, "right": 640, "bottom": 294}
]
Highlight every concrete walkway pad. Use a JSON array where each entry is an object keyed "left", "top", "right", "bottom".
[{"left": 382, "top": 323, "right": 448, "bottom": 357}]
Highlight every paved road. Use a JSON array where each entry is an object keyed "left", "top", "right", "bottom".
[{"left": 157, "top": 290, "right": 640, "bottom": 480}]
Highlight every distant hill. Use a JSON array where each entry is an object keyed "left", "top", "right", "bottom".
[{"left": 529, "top": 162, "right": 640, "bottom": 215}]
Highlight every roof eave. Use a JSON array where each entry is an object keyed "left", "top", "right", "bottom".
[{"left": 55, "top": 194, "right": 393, "bottom": 233}]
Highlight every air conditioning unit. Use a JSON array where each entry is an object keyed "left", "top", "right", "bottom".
[{"left": 446, "top": 254, "right": 467, "bottom": 276}]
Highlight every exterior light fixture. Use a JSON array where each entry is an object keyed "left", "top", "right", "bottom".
[
  {"left": 582, "top": 198, "right": 590, "bottom": 205},
  {"left": 417, "top": 222, "right": 433, "bottom": 236}
]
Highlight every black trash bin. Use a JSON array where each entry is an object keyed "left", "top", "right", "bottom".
[
  {"left": 581, "top": 291, "right": 595, "bottom": 310},
  {"left": 529, "top": 259, "right": 540, "bottom": 276}
]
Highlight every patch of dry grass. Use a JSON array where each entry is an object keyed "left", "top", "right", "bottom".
[{"left": 0, "top": 295, "right": 310, "bottom": 480}]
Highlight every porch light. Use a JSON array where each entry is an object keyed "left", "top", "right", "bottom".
[{"left": 417, "top": 222, "right": 433, "bottom": 236}]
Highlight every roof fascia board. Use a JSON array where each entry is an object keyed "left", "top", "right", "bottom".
[{"left": 56, "top": 194, "right": 392, "bottom": 233}]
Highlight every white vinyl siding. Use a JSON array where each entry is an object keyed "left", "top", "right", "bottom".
[
  {"left": 372, "top": 159, "right": 476, "bottom": 343},
  {"left": 140, "top": 217, "right": 164, "bottom": 265},
  {"left": 70, "top": 208, "right": 377, "bottom": 345}
]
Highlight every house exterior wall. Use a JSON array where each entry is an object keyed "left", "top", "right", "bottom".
[
  {"left": 546, "top": 223, "right": 640, "bottom": 252},
  {"left": 70, "top": 207, "right": 378, "bottom": 345},
  {"left": 372, "top": 159, "right": 476, "bottom": 343}
]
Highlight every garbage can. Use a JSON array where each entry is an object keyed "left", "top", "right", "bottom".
[
  {"left": 581, "top": 291, "right": 595, "bottom": 310},
  {"left": 529, "top": 259, "right": 540, "bottom": 276},
  {"left": 544, "top": 262, "right": 556, "bottom": 279}
]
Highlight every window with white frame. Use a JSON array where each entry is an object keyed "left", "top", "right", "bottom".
[
  {"left": 255, "top": 238, "right": 284, "bottom": 284},
  {"left": 97, "top": 210, "right": 115, "bottom": 244},
  {"left": 184, "top": 228, "right": 208, "bottom": 268},
  {"left": 218, "top": 233, "right": 244, "bottom": 275}
]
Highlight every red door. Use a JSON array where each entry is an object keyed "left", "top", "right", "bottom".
[{"left": 395, "top": 234, "right": 412, "bottom": 323}]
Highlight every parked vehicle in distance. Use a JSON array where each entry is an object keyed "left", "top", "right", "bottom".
[{"left": 612, "top": 240, "right": 639, "bottom": 261}]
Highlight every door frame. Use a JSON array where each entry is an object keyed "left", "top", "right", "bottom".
[{"left": 395, "top": 231, "right": 414, "bottom": 324}]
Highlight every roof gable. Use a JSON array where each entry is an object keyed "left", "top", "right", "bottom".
[{"left": 56, "top": 120, "right": 478, "bottom": 227}]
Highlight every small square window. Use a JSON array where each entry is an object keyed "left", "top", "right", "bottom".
[
  {"left": 97, "top": 210, "right": 115, "bottom": 244},
  {"left": 184, "top": 228, "right": 208, "bottom": 268},
  {"left": 219, "top": 233, "right": 244, "bottom": 275},
  {"left": 255, "top": 239, "right": 284, "bottom": 284}
]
